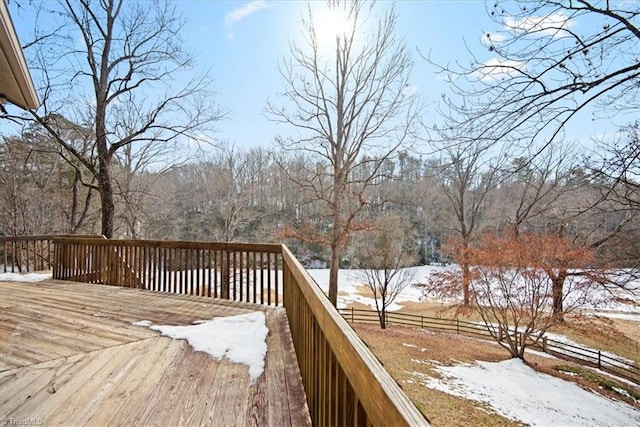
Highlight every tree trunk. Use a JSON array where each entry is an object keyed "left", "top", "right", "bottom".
[
  {"left": 328, "top": 167, "right": 345, "bottom": 307},
  {"left": 551, "top": 271, "right": 567, "bottom": 321},
  {"left": 328, "top": 244, "right": 340, "bottom": 306},
  {"left": 461, "top": 238, "right": 471, "bottom": 306},
  {"left": 379, "top": 308, "right": 387, "bottom": 329},
  {"left": 98, "top": 153, "right": 114, "bottom": 238},
  {"left": 462, "top": 263, "right": 471, "bottom": 306}
]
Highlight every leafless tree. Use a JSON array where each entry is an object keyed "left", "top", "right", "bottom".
[
  {"left": 199, "top": 146, "right": 265, "bottom": 242},
  {"left": 487, "top": 142, "right": 575, "bottom": 235},
  {"left": 435, "top": 139, "right": 501, "bottom": 305},
  {"left": 589, "top": 121, "right": 639, "bottom": 210},
  {"left": 463, "top": 232, "right": 600, "bottom": 359},
  {"left": 428, "top": 0, "right": 640, "bottom": 154},
  {"left": 112, "top": 136, "right": 192, "bottom": 238},
  {"left": 266, "top": 0, "right": 419, "bottom": 305},
  {"left": 7, "top": 0, "right": 227, "bottom": 237},
  {"left": 353, "top": 215, "right": 416, "bottom": 329},
  {"left": 0, "top": 124, "right": 98, "bottom": 235}
]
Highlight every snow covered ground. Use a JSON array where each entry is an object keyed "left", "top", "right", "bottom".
[
  {"left": 413, "top": 358, "right": 640, "bottom": 427},
  {"left": 306, "top": 265, "right": 640, "bottom": 321}
]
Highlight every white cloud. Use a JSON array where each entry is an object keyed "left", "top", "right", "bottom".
[
  {"left": 483, "top": 32, "right": 507, "bottom": 43},
  {"left": 480, "top": 31, "right": 508, "bottom": 49},
  {"left": 224, "top": 1, "right": 270, "bottom": 27},
  {"left": 402, "top": 84, "right": 420, "bottom": 98},
  {"left": 504, "top": 12, "right": 574, "bottom": 37},
  {"left": 474, "top": 58, "right": 525, "bottom": 81}
]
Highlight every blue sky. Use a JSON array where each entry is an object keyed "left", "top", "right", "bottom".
[
  {"left": 7, "top": 0, "right": 629, "bottom": 152},
  {"left": 177, "top": 0, "right": 498, "bottom": 148}
]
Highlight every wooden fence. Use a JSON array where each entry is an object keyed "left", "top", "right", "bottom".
[
  {"left": 339, "top": 308, "right": 640, "bottom": 385},
  {"left": 0, "top": 236, "right": 429, "bottom": 426}
]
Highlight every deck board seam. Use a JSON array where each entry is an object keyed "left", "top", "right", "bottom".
[{"left": 0, "top": 335, "right": 162, "bottom": 373}]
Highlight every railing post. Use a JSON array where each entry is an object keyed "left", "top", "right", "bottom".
[
  {"left": 456, "top": 318, "right": 460, "bottom": 334},
  {"left": 542, "top": 336, "right": 547, "bottom": 353},
  {"left": 598, "top": 350, "right": 601, "bottom": 369},
  {"left": 351, "top": 307, "right": 354, "bottom": 323},
  {"left": 421, "top": 315, "right": 424, "bottom": 329}
]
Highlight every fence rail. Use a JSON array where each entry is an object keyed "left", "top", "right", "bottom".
[
  {"left": 0, "top": 235, "right": 100, "bottom": 273},
  {"left": 339, "top": 307, "right": 640, "bottom": 385},
  {"left": 52, "top": 237, "right": 283, "bottom": 306},
  {"left": 1, "top": 236, "right": 429, "bottom": 426}
]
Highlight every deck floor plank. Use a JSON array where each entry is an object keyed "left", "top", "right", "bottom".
[
  {"left": 0, "top": 280, "right": 310, "bottom": 426},
  {"left": 90, "top": 338, "right": 186, "bottom": 427}
]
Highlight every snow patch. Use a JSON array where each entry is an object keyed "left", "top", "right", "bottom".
[
  {"left": 419, "top": 358, "right": 640, "bottom": 426},
  {"left": 0, "top": 272, "right": 52, "bottom": 282},
  {"left": 131, "top": 320, "right": 152, "bottom": 327},
  {"left": 138, "top": 311, "right": 268, "bottom": 382}
]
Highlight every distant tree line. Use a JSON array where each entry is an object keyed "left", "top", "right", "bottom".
[{"left": 2, "top": 122, "right": 638, "bottom": 275}]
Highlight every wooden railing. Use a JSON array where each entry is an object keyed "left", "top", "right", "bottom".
[
  {"left": 52, "top": 237, "right": 283, "bottom": 305},
  {"left": 1, "top": 235, "right": 72, "bottom": 273},
  {"left": 340, "top": 307, "right": 640, "bottom": 386},
  {"left": 1, "top": 235, "right": 429, "bottom": 425},
  {"left": 282, "top": 246, "right": 429, "bottom": 426}
]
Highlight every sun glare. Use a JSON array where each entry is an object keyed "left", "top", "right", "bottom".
[{"left": 312, "top": 7, "right": 353, "bottom": 48}]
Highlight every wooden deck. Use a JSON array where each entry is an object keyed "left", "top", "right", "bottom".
[{"left": 0, "top": 279, "right": 310, "bottom": 426}]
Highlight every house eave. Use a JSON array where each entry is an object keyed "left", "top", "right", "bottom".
[{"left": 0, "top": 0, "right": 39, "bottom": 110}]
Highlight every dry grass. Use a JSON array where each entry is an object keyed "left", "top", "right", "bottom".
[
  {"left": 354, "top": 323, "right": 524, "bottom": 426},
  {"left": 353, "top": 322, "right": 640, "bottom": 426},
  {"left": 344, "top": 284, "right": 640, "bottom": 426}
]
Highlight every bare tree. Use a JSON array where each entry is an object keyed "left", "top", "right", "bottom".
[
  {"left": 429, "top": 0, "right": 640, "bottom": 152},
  {"left": 0, "top": 124, "right": 97, "bottom": 235},
  {"left": 445, "top": 232, "right": 599, "bottom": 359},
  {"left": 353, "top": 215, "right": 416, "bottom": 329},
  {"left": 435, "top": 140, "right": 500, "bottom": 305},
  {"left": 199, "top": 146, "right": 265, "bottom": 242},
  {"left": 7, "top": 0, "right": 226, "bottom": 237},
  {"left": 113, "top": 136, "right": 192, "bottom": 238},
  {"left": 589, "top": 121, "right": 640, "bottom": 211},
  {"left": 267, "top": 0, "right": 418, "bottom": 305}
]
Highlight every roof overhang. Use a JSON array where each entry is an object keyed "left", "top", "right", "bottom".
[{"left": 0, "top": 0, "right": 39, "bottom": 110}]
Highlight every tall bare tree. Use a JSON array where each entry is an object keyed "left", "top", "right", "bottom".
[
  {"left": 267, "top": 0, "right": 418, "bottom": 305},
  {"left": 436, "top": 140, "right": 500, "bottom": 305},
  {"left": 8, "top": 0, "right": 226, "bottom": 237}
]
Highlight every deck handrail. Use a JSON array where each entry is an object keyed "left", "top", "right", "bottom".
[
  {"left": 51, "top": 237, "right": 283, "bottom": 305},
  {"left": 1, "top": 235, "right": 429, "bottom": 426},
  {"left": 282, "top": 246, "right": 429, "bottom": 426},
  {"left": 0, "top": 234, "right": 101, "bottom": 273}
]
